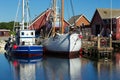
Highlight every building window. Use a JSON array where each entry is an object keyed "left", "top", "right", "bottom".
[
  {"left": 31, "top": 32, "right": 33, "bottom": 35},
  {"left": 81, "top": 23, "right": 84, "bottom": 27},
  {"left": 95, "top": 24, "right": 101, "bottom": 36},
  {"left": 112, "top": 19, "right": 116, "bottom": 24},
  {"left": 21, "top": 32, "right": 24, "bottom": 35},
  {"left": 103, "top": 19, "right": 109, "bottom": 24}
]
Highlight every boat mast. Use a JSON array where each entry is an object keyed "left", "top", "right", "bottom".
[
  {"left": 22, "top": 0, "right": 25, "bottom": 30},
  {"left": 52, "top": 0, "right": 56, "bottom": 35},
  {"left": 26, "top": 0, "right": 29, "bottom": 28},
  {"left": 52, "top": 0, "right": 64, "bottom": 34},
  {"left": 110, "top": 0, "right": 113, "bottom": 34},
  {"left": 61, "top": 0, "right": 64, "bottom": 34}
]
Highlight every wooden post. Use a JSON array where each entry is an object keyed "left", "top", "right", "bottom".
[
  {"left": 110, "top": 34, "right": 112, "bottom": 48},
  {"left": 97, "top": 34, "right": 101, "bottom": 60},
  {"left": 98, "top": 34, "right": 100, "bottom": 49},
  {"left": 61, "top": 0, "right": 64, "bottom": 34}
]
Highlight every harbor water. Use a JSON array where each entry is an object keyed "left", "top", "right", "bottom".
[{"left": 0, "top": 52, "right": 120, "bottom": 80}]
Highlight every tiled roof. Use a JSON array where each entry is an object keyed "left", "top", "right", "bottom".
[
  {"left": 68, "top": 15, "right": 82, "bottom": 25},
  {"left": 97, "top": 8, "right": 120, "bottom": 19}
]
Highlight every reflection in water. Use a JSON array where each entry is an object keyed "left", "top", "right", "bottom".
[
  {"left": 19, "top": 64, "right": 35, "bottom": 80},
  {"left": 70, "top": 58, "right": 81, "bottom": 80},
  {"left": 43, "top": 57, "right": 82, "bottom": 80},
  {"left": 97, "top": 61, "right": 113, "bottom": 80},
  {"left": 2, "top": 52, "right": 120, "bottom": 80},
  {"left": 9, "top": 60, "right": 43, "bottom": 80},
  {"left": 43, "top": 57, "right": 70, "bottom": 80},
  {"left": 115, "top": 52, "right": 120, "bottom": 70},
  {"left": 7, "top": 57, "right": 82, "bottom": 80},
  {"left": 80, "top": 59, "right": 98, "bottom": 80},
  {"left": 115, "top": 52, "right": 120, "bottom": 80}
]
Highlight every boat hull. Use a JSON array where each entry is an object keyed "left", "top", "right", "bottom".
[
  {"left": 5, "top": 45, "right": 43, "bottom": 60},
  {"left": 43, "top": 33, "right": 82, "bottom": 58},
  {"left": 43, "top": 50, "right": 80, "bottom": 59}
]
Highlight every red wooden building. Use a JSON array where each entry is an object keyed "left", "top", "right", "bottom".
[
  {"left": 29, "top": 9, "right": 70, "bottom": 37},
  {"left": 91, "top": 8, "right": 120, "bottom": 40},
  {"left": 68, "top": 14, "right": 90, "bottom": 39}
]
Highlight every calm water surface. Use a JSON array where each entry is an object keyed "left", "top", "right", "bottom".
[{"left": 0, "top": 53, "right": 120, "bottom": 80}]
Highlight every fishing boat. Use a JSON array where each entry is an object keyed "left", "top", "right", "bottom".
[
  {"left": 42, "top": 0, "right": 82, "bottom": 58},
  {"left": 4, "top": 0, "right": 43, "bottom": 60}
]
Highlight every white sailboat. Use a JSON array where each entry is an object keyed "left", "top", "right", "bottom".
[{"left": 42, "top": 0, "right": 82, "bottom": 58}]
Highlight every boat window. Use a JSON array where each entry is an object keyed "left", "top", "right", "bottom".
[
  {"left": 31, "top": 32, "right": 33, "bottom": 35},
  {"left": 21, "top": 32, "right": 24, "bottom": 35}
]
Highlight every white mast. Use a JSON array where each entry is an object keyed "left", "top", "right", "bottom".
[
  {"left": 22, "top": 0, "right": 25, "bottom": 30},
  {"left": 26, "top": 0, "right": 30, "bottom": 29},
  {"left": 110, "top": 0, "right": 113, "bottom": 34},
  {"left": 52, "top": 0, "right": 56, "bottom": 35},
  {"left": 26, "top": 0, "right": 29, "bottom": 28}
]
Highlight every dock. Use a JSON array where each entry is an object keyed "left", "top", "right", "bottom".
[{"left": 82, "top": 35, "right": 113, "bottom": 61}]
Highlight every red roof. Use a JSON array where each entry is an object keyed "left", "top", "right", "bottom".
[
  {"left": 29, "top": 9, "right": 52, "bottom": 30},
  {"left": 29, "top": 9, "right": 70, "bottom": 30}
]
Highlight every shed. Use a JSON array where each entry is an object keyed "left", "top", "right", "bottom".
[
  {"left": 91, "top": 8, "right": 120, "bottom": 40},
  {"left": 0, "top": 29, "right": 10, "bottom": 36}
]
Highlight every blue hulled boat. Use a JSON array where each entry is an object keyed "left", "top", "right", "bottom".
[
  {"left": 4, "top": 0, "right": 43, "bottom": 60},
  {"left": 5, "top": 28, "right": 43, "bottom": 60}
]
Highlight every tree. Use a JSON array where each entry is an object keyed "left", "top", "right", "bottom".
[{"left": 0, "top": 21, "right": 14, "bottom": 31}]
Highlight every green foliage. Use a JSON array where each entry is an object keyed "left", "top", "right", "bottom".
[
  {"left": 0, "top": 21, "right": 28, "bottom": 35},
  {"left": 10, "top": 31, "right": 16, "bottom": 35},
  {"left": 0, "top": 21, "right": 15, "bottom": 31}
]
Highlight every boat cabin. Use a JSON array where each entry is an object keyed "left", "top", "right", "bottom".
[{"left": 19, "top": 30, "right": 35, "bottom": 45}]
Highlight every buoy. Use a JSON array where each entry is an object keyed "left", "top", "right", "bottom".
[
  {"left": 13, "top": 60, "right": 18, "bottom": 67},
  {"left": 13, "top": 44, "right": 18, "bottom": 49}
]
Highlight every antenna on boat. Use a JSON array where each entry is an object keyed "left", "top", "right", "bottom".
[
  {"left": 13, "top": 0, "right": 31, "bottom": 31},
  {"left": 25, "top": 0, "right": 31, "bottom": 29},
  {"left": 21, "top": 0, "right": 31, "bottom": 30},
  {"left": 22, "top": 0, "right": 25, "bottom": 30}
]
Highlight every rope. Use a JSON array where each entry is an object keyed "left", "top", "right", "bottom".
[
  {"left": 13, "top": 0, "right": 21, "bottom": 31},
  {"left": 70, "top": 0, "right": 76, "bottom": 26},
  {"left": 48, "top": 0, "right": 53, "bottom": 8},
  {"left": 71, "top": 35, "right": 79, "bottom": 51},
  {"left": 47, "top": 27, "right": 53, "bottom": 38},
  {"left": 66, "top": 0, "right": 70, "bottom": 19}
]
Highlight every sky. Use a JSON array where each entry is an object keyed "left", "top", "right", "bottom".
[{"left": 0, "top": 0, "right": 120, "bottom": 22}]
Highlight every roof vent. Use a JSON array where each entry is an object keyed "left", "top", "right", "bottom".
[{"left": 103, "top": 11, "right": 107, "bottom": 14}]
